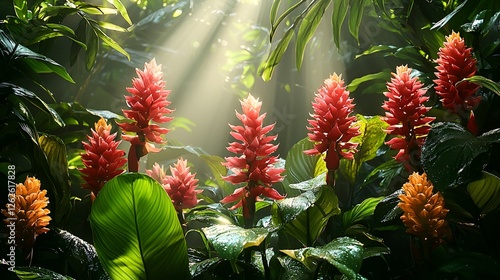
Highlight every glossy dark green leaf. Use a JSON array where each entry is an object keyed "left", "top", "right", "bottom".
[
  {"left": 348, "top": 0, "right": 367, "bottom": 43},
  {"left": 283, "top": 137, "right": 323, "bottom": 197},
  {"left": 90, "top": 173, "right": 189, "bottom": 280},
  {"left": 362, "top": 246, "right": 391, "bottom": 259},
  {"left": 202, "top": 224, "right": 269, "bottom": 261},
  {"left": 431, "top": 252, "right": 500, "bottom": 279},
  {"left": 39, "top": 134, "right": 71, "bottom": 223},
  {"left": 185, "top": 204, "right": 237, "bottom": 225},
  {"left": 273, "top": 186, "right": 340, "bottom": 246},
  {"left": 47, "top": 228, "right": 109, "bottom": 279},
  {"left": 461, "top": 75, "right": 500, "bottom": 96},
  {"left": 332, "top": 0, "right": 349, "bottom": 48},
  {"left": 373, "top": 189, "right": 404, "bottom": 223},
  {"left": 270, "top": 253, "right": 313, "bottom": 279},
  {"left": 421, "top": 122, "right": 500, "bottom": 190},
  {"left": 295, "top": 0, "right": 331, "bottom": 69},
  {"left": 282, "top": 237, "right": 365, "bottom": 278},
  {"left": 362, "top": 158, "right": 404, "bottom": 191},
  {"left": 467, "top": 171, "right": 500, "bottom": 214},
  {"left": 15, "top": 267, "right": 74, "bottom": 280},
  {"left": 289, "top": 172, "right": 326, "bottom": 191},
  {"left": 342, "top": 197, "right": 384, "bottom": 229},
  {"left": 340, "top": 115, "right": 388, "bottom": 184}
]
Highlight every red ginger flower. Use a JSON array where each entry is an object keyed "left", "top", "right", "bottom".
[
  {"left": 117, "top": 58, "right": 173, "bottom": 171},
  {"left": 80, "top": 117, "right": 127, "bottom": 195},
  {"left": 382, "top": 65, "right": 434, "bottom": 171},
  {"left": 398, "top": 172, "right": 450, "bottom": 245},
  {"left": 221, "top": 94, "right": 285, "bottom": 226},
  {"left": 2, "top": 177, "right": 51, "bottom": 250},
  {"left": 305, "top": 73, "right": 360, "bottom": 185},
  {"left": 434, "top": 31, "right": 480, "bottom": 114},
  {"left": 147, "top": 159, "right": 201, "bottom": 212}
]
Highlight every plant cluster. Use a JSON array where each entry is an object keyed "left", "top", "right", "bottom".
[{"left": 1, "top": 0, "right": 500, "bottom": 279}]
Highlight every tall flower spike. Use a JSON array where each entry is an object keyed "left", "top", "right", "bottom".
[
  {"left": 382, "top": 65, "right": 435, "bottom": 171},
  {"left": 162, "top": 158, "right": 202, "bottom": 213},
  {"left": 398, "top": 172, "right": 450, "bottom": 246},
  {"left": 221, "top": 94, "right": 285, "bottom": 227},
  {"left": 305, "top": 73, "right": 360, "bottom": 186},
  {"left": 117, "top": 58, "right": 174, "bottom": 172},
  {"left": 434, "top": 31, "right": 480, "bottom": 115},
  {"left": 2, "top": 177, "right": 51, "bottom": 251},
  {"left": 80, "top": 117, "right": 127, "bottom": 196}
]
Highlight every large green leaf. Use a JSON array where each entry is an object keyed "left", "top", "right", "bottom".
[
  {"left": 467, "top": 171, "right": 500, "bottom": 214},
  {"left": 89, "top": 173, "right": 189, "bottom": 280},
  {"left": 348, "top": 0, "right": 368, "bottom": 43},
  {"left": 15, "top": 267, "right": 74, "bottom": 280},
  {"left": 295, "top": 0, "right": 331, "bottom": 70},
  {"left": 39, "top": 134, "right": 71, "bottom": 224},
  {"left": 340, "top": 115, "right": 388, "bottom": 184},
  {"left": 281, "top": 237, "right": 365, "bottom": 279},
  {"left": 273, "top": 185, "right": 340, "bottom": 246},
  {"left": 283, "top": 137, "right": 324, "bottom": 197},
  {"left": 332, "top": 0, "right": 349, "bottom": 48},
  {"left": 202, "top": 225, "right": 268, "bottom": 259},
  {"left": 421, "top": 122, "right": 500, "bottom": 190},
  {"left": 342, "top": 197, "right": 384, "bottom": 230}
]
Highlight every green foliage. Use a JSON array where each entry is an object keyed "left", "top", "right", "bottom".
[
  {"left": 422, "top": 122, "right": 500, "bottom": 190},
  {"left": 467, "top": 171, "right": 500, "bottom": 214},
  {"left": 89, "top": 173, "right": 189, "bottom": 280},
  {"left": 15, "top": 267, "right": 75, "bottom": 280},
  {"left": 342, "top": 197, "right": 384, "bottom": 230}
]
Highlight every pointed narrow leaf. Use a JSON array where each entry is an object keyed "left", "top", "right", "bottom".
[
  {"left": 270, "top": 0, "right": 282, "bottom": 25},
  {"left": 89, "top": 173, "right": 189, "bottom": 280},
  {"left": 461, "top": 75, "right": 500, "bottom": 96},
  {"left": 108, "top": 0, "right": 132, "bottom": 25},
  {"left": 89, "top": 21, "right": 130, "bottom": 60},
  {"left": 431, "top": 0, "right": 468, "bottom": 30},
  {"left": 355, "top": 45, "right": 396, "bottom": 59},
  {"left": 467, "top": 171, "right": 500, "bottom": 214},
  {"left": 295, "top": 0, "right": 331, "bottom": 69},
  {"left": 348, "top": 0, "right": 367, "bottom": 43},
  {"left": 347, "top": 69, "right": 392, "bottom": 92},
  {"left": 332, "top": 0, "right": 349, "bottom": 48},
  {"left": 259, "top": 26, "right": 294, "bottom": 81}
]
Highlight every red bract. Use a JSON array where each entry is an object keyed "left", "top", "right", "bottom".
[
  {"left": 80, "top": 118, "right": 127, "bottom": 196},
  {"left": 382, "top": 65, "right": 434, "bottom": 171},
  {"left": 305, "top": 74, "right": 360, "bottom": 184},
  {"left": 221, "top": 94, "right": 285, "bottom": 226},
  {"left": 117, "top": 58, "right": 173, "bottom": 171},
  {"left": 163, "top": 158, "right": 202, "bottom": 212},
  {"left": 434, "top": 31, "right": 480, "bottom": 114}
]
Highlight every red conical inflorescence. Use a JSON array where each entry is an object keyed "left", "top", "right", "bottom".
[
  {"left": 434, "top": 31, "right": 480, "bottom": 115},
  {"left": 305, "top": 73, "right": 360, "bottom": 186},
  {"left": 117, "top": 58, "right": 174, "bottom": 172},
  {"left": 220, "top": 94, "right": 285, "bottom": 227},
  {"left": 80, "top": 117, "right": 127, "bottom": 196},
  {"left": 382, "top": 65, "right": 435, "bottom": 171}
]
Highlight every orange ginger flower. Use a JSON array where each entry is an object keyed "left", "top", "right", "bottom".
[
  {"left": 80, "top": 117, "right": 127, "bottom": 196},
  {"left": 382, "top": 65, "right": 434, "bottom": 171},
  {"left": 2, "top": 177, "right": 51, "bottom": 250},
  {"left": 434, "top": 31, "right": 480, "bottom": 115},
  {"left": 221, "top": 94, "right": 285, "bottom": 227},
  {"left": 147, "top": 159, "right": 202, "bottom": 213},
  {"left": 305, "top": 73, "right": 360, "bottom": 186},
  {"left": 117, "top": 58, "right": 173, "bottom": 171},
  {"left": 398, "top": 172, "right": 450, "bottom": 244}
]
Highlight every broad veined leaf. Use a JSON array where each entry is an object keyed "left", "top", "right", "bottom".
[
  {"left": 273, "top": 186, "right": 340, "bottom": 246},
  {"left": 89, "top": 173, "right": 189, "bottom": 280},
  {"left": 46, "top": 228, "right": 109, "bottom": 279},
  {"left": 282, "top": 237, "right": 365, "bottom": 279},
  {"left": 295, "top": 0, "right": 331, "bottom": 70},
  {"left": 15, "top": 267, "right": 74, "bottom": 280},
  {"left": 467, "top": 171, "right": 500, "bottom": 214},
  {"left": 202, "top": 224, "right": 269, "bottom": 262},
  {"left": 39, "top": 134, "right": 72, "bottom": 223},
  {"left": 347, "top": 69, "right": 392, "bottom": 92},
  {"left": 340, "top": 115, "right": 388, "bottom": 184},
  {"left": 342, "top": 197, "right": 384, "bottom": 229},
  {"left": 269, "top": 253, "right": 314, "bottom": 279},
  {"left": 283, "top": 137, "right": 323, "bottom": 197},
  {"left": 185, "top": 204, "right": 238, "bottom": 225},
  {"left": 289, "top": 172, "right": 326, "bottom": 191},
  {"left": 422, "top": 122, "right": 500, "bottom": 190}
]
